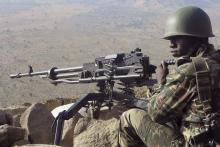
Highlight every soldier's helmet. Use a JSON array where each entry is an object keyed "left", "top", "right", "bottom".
[{"left": 163, "top": 6, "right": 214, "bottom": 40}]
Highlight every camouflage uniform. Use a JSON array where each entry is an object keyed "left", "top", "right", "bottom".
[{"left": 118, "top": 44, "right": 220, "bottom": 147}]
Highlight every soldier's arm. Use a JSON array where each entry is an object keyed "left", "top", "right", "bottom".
[{"left": 148, "top": 64, "right": 196, "bottom": 124}]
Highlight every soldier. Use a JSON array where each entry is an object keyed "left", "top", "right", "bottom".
[{"left": 118, "top": 6, "right": 220, "bottom": 147}]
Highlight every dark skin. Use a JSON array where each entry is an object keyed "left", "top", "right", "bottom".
[{"left": 156, "top": 36, "right": 201, "bottom": 84}]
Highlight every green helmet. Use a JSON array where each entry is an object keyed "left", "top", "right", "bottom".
[{"left": 163, "top": 6, "right": 214, "bottom": 39}]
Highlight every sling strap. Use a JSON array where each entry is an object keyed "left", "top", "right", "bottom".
[
  {"left": 192, "top": 57, "right": 212, "bottom": 115},
  {"left": 189, "top": 57, "right": 216, "bottom": 146}
]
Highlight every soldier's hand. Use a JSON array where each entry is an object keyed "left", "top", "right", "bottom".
[{"left": 156, "top": 60, "right": 169, "bottom": 85}]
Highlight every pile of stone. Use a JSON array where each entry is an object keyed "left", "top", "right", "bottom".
[
  {"left": 0, "top": 97, "right": 129, "bottom": 147},
  {"left": 0, "top": 98, "right": 74, "bottom": 147},
  {"left": 0, "top": 106, "right": 28, "bottom": 147}
]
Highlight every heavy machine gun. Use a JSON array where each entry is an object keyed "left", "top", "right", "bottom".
[
  {"left": 10, "top": 48, "right": 157, "bottom": 111},
  {"left": 10, "top": 48, "right": 160, "bottom": 145},
  {"left": 10, "top": 48, "right": 155, "bottom": 85}
]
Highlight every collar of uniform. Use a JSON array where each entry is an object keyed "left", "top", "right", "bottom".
[
  {"left": 193, "top": 43, "right": 214, "bottom": 57},
  {"left": 175, "top": 57, "right": 191, "bottom": 67},
  {"left": 175, "top": 44, "right": 214, "bottom": 67}
]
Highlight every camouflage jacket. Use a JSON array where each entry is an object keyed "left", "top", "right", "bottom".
[{"left": 148, "top": 44, "right": 220, "bottom": 142}]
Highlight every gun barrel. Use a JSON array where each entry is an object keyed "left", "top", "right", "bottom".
[
  {"left": 41, "top": 72, "right": 80, "bottom": 79},
  {"left": 54, "top": 66, "right": 83, "bottom": 73},
  {"left": 10, "top": 66, "right": 83, "bottom": 79},
  {"left": 10, "top": 70, "right": 49, "bottom": 78},
  {"left": 53, "top": 74, "right": 141, "bottom": 84}
]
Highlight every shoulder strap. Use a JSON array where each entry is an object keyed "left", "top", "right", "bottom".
[{"left": 191, "top": 57, "right": 212, "bottom": 115}]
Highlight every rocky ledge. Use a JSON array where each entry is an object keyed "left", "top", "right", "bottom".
[{"left": 0, "top": 97, "right": 130, "bottom": 147}]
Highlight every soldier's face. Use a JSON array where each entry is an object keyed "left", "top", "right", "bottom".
[{"left": 169, "top": 36, "right": 196, "bottom": 57}]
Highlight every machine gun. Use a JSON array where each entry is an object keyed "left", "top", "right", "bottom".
[
  {"left": 10, "top": 48, "right": 157, "bottom": 101},
  {"left": 10, "top": 48, "right": 162, "bottom": 145},
  {"left": 10, "top": 48, "right": 155, "bottom": 83}
]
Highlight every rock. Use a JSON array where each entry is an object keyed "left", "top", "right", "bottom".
[
  {"left": 61, "top": 113, "right": 82, "bottom": 147},
  {"left": 0, "top": 110, "right": 13, "bottom": 125},
  {"left": 74, "top": 118, "right": 119, "bottom": 147},
  {"left": 20, "top": 103, "right": 54, "bottom": 144},
  {"left": 44, "top": 99, "right": 63, "bottom": 112},
  {"left": 0, "top": 124, "right": 26, "bottom": 147},
  {"left": 13, "top": 114, "right": 22, "bottom": 127},
  {"left": 74, "top": 117, "right": 91, "bottom": 136},
  {"left": 20, "top": 144, "right": 61, "bottom": 147},
  {"left": 73, "top": 104, "right": 128, "bottom": 147},
  {"left": 0, "top": 105, "right": 28, "bottom": 116},
  {"left": 0, "top": 125, "right": 7, "bottom": 146},
  {"left": 12, "top": 139, "right": 30, "bottom": 147},
  {"left": 44, "top": 98, "right": 76, "bottom": 112}
]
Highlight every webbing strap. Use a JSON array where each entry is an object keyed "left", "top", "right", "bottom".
[{"left": 192, "top": 57, "right": 212, "bottom": 115}]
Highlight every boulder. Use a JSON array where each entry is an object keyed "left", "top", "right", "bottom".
[
  {"left": 0, "top": 110, "right": 13, "bottom": 125},
  {"left": 12, "top": 114, "right": 22, "bottom": 127},
  {"left": 0, "top": 124, "right": 26, "bottom": 147},
  {"left": 20, "top": 103, "right": 54, "bottom": 144},
  {"left": 74, "top": 117, "right": 91, "bottom": 136},
  {"left": 44, "top": 98, "right": 76, "bottom": 112},
  {"left": 61, "top": 113, "right": 82, "bottom": 147},
  {"left": 0, "top": 105, "right": 28, "bottom": 116},
  {"left": 44, "top": 99, "right": 63, "bottom": 112},
  {"left": 74, "top": 118, "right": 119, "bottom": 147},
  {"left": 73, "top": 104, "right": 128, "bottom": 147}
]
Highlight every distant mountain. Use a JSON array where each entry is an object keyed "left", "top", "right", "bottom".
[
  {"left": 70, "top": 0, "right": 220, "bottom": 10},
  {"left": 133, "top": 0, "right": 220, "bottom": 10},
  {"left": 1, "top": 0, "right": 220, "bottom": 14}
]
